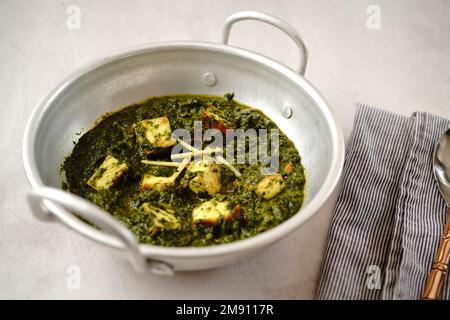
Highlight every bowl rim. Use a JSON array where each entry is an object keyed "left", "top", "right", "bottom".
[{"left": 22, "top": 40, "right": 345, "bottom": 258}]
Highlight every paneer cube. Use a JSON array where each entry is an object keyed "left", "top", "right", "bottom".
[
  {"left": 255, "top": 174, "right": 286, "bottom": 200},
  {"left": 200, "top": 106, "right": 232, "bottom": 133},
  {"left": 192, "top": 200, "right": 234, "bottom": 225},
  {"left": 283, "top": 162, "right": 294, "bottom": 174},
  {"left": 141, "top": 202, "right": 180, "bottom": 231},
  {"left": 87, "top": 155, "right": 129, "bottom": 191},
  {"left": 186, "top": 160, "right": 222, "bottom": 195},
  {"left": 135, "top": 116, "right": 176, "bottom": 153},
  {"left": 141, "top": 174, "right": 175, "bottom": 191}
]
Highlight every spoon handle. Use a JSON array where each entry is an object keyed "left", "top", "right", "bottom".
[{"left": 423, "top": 208, "right": 450, "bottom": 300}]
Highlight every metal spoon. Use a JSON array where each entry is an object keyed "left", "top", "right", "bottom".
[{"left": 423, "top": 128, "right": 450, "bottom": 300}]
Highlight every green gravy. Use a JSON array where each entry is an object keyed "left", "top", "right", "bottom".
[{"left": 63, "top": 94, "right": 306, "bottom": 246}]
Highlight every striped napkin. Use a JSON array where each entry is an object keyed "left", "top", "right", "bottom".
[{"left": 316, "top": 104, "right": 450, "bottom": 300}]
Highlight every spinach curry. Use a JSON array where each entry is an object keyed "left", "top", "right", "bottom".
[{"left": 63, "top": 94, "right": 306, "bottom": 247}]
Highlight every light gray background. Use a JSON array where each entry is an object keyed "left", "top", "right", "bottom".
[{"left": 0, "top": 0, "right": 449, "bottom": 299}]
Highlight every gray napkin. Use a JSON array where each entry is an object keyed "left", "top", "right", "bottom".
[{"left": 316, "top": 104, "right": 450, "bottom": 300}]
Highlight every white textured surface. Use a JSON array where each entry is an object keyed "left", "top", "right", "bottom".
[{"left": 0, "top": 0, "right": 449, "bottom": 299}]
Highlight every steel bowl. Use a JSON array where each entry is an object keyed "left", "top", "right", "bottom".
[{"left": 22, "top": 11, "right": 344, "bottom": 275}]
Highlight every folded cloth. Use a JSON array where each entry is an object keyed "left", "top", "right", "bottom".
[{"left": 316, "top": 104, "right": 450, "bottom": 300}]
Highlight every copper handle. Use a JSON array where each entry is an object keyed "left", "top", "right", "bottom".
[{"left": 423, "top": 207, "right": 450, "bottom": 300}]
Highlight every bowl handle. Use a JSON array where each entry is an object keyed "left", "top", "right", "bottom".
[
  {"left": 222, "top": 11, "right": 309, "bottom": 76},
  {"left": 27, "top": 187, "right": 154, "bottom": 273}
]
